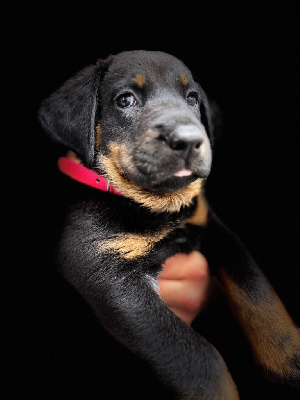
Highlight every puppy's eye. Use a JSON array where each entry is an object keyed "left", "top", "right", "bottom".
[
  {"left": 116, "top": 93, "right": 136, "bottom": 108},
  {"left": 186, "top": 92, "right": 198, "bottom": 107}
]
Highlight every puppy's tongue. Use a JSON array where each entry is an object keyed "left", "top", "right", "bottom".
[{"left": 174, "top": 169, "right": 193, "bottom": 177}]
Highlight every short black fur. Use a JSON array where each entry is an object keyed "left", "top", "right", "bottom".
[{"left": 39, "top": 50, "right": 300, "bottom": 399}]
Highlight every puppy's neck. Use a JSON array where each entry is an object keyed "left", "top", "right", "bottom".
[
  {"left": 64, "top": 151, "right": 203, "bottom": 214},
  {"left": 100, "top": 153, "right": 204, "bottom": 214},
  {"left": 60, "top": 151, "right": 121, "bottom": 195}
]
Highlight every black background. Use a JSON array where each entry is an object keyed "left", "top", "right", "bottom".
[{"left": 3, "top": 1, "right": 299, "bottom": 399}]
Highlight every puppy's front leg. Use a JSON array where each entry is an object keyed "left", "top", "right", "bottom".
[
  {"left": 204, "top": 212, "right": 300, "bottom": 389},
  {"left": 60, "top": 249, "right": 238, "bottom": 399}
]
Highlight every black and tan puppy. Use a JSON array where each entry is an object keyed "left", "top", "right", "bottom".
[{"left": 39, "top": 50, "right": 300, "bottom": 399}]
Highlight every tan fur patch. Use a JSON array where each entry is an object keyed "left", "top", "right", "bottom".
[
  {"left": 99, "top": 144, "right": 203, "bottom": 213},
  {"left": 132, "top": 74, "right": 146, "bottom": 88},
  {"left": 220, "top": 268, "right": 300, "bottom": 381},
  {"left": 184, "top": 193, "right": 209, "bottom": 227},
  {"left": 180, "top": 73, "right": 189, "bottom": 86},
  {"left": 95, "top": 123, "right": 102, "bottom": 149},
  {"left": 219, "top": 372, "right": 240, "bottom": 400},
  {"left": 66, "top": 150, "right": 82, "bottom": 164},
  {"left": 99, "top": 228, "right": 172, "bottom": 260}
]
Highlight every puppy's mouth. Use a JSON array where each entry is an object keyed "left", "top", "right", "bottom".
[
  {"left": 130, "top": 153, "right": 211, "bottom": 193},
  {"left": 121, "top": 123, "right": 212, "bottom": 192},
  {"left": 100, "top": 139, "right": 211, "bottom": 194},
  {"left": 99, "top": 144, "right": 205, "bottom": 213},
  {"left": 124, "top": 157, "right": 210, "bottom": 193},
  {"left": 174, "top": 169, "right": 193, "bottom": 177}
]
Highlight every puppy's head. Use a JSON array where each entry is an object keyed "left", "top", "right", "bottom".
[{"left": 39, "top": 51, "right": 215, "bottom": 207}]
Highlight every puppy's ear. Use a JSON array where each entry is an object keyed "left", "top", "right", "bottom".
[
  {"left": 38, "top": 58, "right": 111, "bottom": 167},
  {"left": 200, "top": 91, "right": 222, "bottom": 147}
]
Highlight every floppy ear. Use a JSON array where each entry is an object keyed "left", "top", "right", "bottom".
[{"left": 38, "top": 59, "right": 110, "bottom": 167}]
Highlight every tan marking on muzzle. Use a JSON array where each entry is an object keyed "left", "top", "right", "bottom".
[
  {"left": 132, "top": 74, "right": 146, "bottom": 88},
  {"left": 99, "top": 144, "right": 203, "bottom": 213}
]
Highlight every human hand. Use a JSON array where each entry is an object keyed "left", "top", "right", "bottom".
[{"left": 158, "top": 251, "right": 210, "bottom": 326}]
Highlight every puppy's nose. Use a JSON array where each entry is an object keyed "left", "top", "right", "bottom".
[{"left": 164, "top": 124, "right": 204, "bottom": 159}]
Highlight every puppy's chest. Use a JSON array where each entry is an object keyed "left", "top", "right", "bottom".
[
  {"left": 69, "top": 195, "right": 207, "bottom": 270},
  {"left": 96, "top": 218, "right": 203, "bottom": 267},
  {"left": 94, "top": 195, "right": 208, "bottom": 264}
]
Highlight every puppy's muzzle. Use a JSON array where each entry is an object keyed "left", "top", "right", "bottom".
[{"left": 157, "top": 123, "right": 204, "bottom": 161}]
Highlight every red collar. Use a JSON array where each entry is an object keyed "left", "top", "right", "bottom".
[{"left": 58, "top": 157, "right": 121, "bottom": 195}]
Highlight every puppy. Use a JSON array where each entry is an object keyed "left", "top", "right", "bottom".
[{"left": 39, "top": 50, "right": 300, "bottom": 399}]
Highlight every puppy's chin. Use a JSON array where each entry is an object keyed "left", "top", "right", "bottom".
[
  {"left": 126, "top": 171, "right": 201, "bottom": 193},
  {"left": 124, "top": 162, "right": 211, "bottom": 193},
  {"left": 125, "top": 157, "right": 211, "bottom": 194},
  {"left": 149, "top": 175, "right": 200, "bottom": 193}
]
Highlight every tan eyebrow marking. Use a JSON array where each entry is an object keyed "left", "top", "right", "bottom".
[
  {"left": 180, "top": 73, "right": 189, "bottom": 86},
  {"left": 132, "top": 74, "right": 146, "bottom": 88}
]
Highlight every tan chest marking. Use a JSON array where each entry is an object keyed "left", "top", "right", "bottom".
[{"left": 98, "top": 228, "right": 173, "bottom": 260}]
